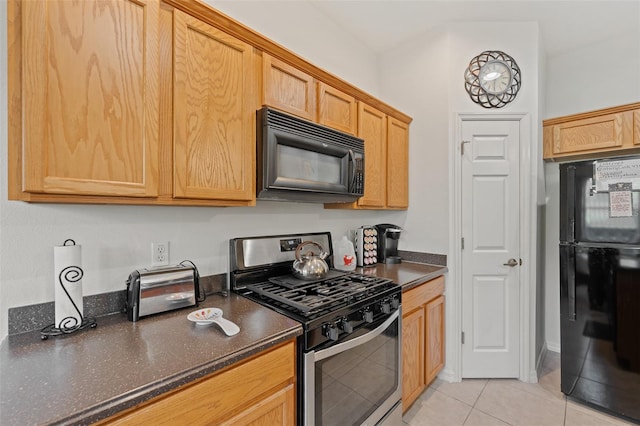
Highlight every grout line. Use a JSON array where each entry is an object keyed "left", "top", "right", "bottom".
[{"left": 474, "top": 379, "right": 490, "bottom": 407}]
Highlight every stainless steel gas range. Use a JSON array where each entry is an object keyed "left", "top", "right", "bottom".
[{"left": 229, "top": 232, "right": 402, "bottom": 426}]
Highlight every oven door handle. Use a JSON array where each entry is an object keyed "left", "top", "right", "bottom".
[{"left": 312, "top": 309, "right": 399, "bottom": 362}]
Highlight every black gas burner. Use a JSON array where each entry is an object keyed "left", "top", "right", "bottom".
[{"left": 246, "top": 272, "right": 394, "bottom": 317}]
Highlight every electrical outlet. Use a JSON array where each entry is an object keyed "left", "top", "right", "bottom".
[{"left": 151, "top": 242, "right": 169, "bottom": 267}]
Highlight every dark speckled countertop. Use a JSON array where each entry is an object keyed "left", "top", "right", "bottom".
[
  {"left": 0, "top": 294, "right": 302, "bottom": 426},
  {"left": 357, "top": 261, "right": 447, "bottom": 290}
]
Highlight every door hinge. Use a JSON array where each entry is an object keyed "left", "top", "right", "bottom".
[
  {"left": 461, "top": 237, "right": 464, "bottom": 249},
  {"left": 461, "top": 140, "right": 470, "bottom": 154},
  {"left": 461, "top": 331, "right": 465, "bottom": 344},
  {"left": 520, "top": 258, "right": 523, "bottom": 266}
]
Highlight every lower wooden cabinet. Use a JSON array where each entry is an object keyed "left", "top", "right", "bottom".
[
  {"left": 101, "top": 340, "right": 296, "bottom": 425},
  {"left": 402, "top": 276, "right": 445, "bottom": 412}
]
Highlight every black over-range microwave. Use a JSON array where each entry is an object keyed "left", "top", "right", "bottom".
[{"left": 256, "top": 107, "right": 364, "bottom": 203}]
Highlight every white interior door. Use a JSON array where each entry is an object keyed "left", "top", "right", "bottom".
[{"left": 461, "top": 119, "right": 520, "bottom": 378}]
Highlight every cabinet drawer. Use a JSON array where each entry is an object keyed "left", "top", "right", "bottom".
[
  {"left": 104, "top": 341, "right": 295, "bottom": 425},
  {"left": 403, "top": 276, "right": 445, "bottom": 314}
]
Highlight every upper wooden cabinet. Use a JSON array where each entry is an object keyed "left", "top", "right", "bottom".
[
  {"left": 16, "top": 0, "right": 159, "bottom": 198},
  {"left": 317, "top": 82, "right": 357, "bottom": 135},
  {"left": 173, "top": 10, "right": 255, "bottom": 201},
  {"left": 387, "top": 117, "right": 410, "bottom": 209},
  {"left": 356, "top": 103, "right": 387, "bottom": 208},
  {"left": 543, "top": 103, "right": 640, "bottom": 161},
  {"left": 9, "top": 0, "right": 411, "bottom": 207},
  {"left": 325, "top": 103, "right": 409, "bottom": 210},
  {"left": 262, "top": 53, "right": 316, "bottom": 121}
]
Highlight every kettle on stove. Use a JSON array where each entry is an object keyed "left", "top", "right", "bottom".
[{"left": 292, "top": 241, "right": 329, "bottom": 280}]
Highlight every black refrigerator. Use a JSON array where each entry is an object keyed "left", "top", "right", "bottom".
[{"left": 560, "top": 156, "right": 640, "bottom": 423}]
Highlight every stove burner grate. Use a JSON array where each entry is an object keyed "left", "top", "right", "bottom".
[{"left": 246, "top": 273, "right": 393, "bottom": 316}]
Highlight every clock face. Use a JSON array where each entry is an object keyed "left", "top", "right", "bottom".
[
  {"left": 464, "top": 51, "right": 521, "bottom": 108},
  {"left": 479, "top": 61, "right": 512, "bottom": 95}
]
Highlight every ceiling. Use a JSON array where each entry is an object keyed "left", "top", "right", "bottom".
[{"left": 308, "top": 1, "right": 640, "bottom": 56}]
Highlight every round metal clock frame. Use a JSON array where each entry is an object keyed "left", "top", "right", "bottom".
[{"left": 464, "top": 50, "right": 521, "bottom": 108}]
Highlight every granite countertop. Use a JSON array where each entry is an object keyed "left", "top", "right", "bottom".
[
  {"left": 0, "top": 294, "right": 302, "bottom": 426},
  {"left": 357, "top": 261, "right": 447, "bottom": 291}
]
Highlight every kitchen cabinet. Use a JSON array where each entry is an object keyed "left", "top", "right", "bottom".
[
  {"left": 543, "top": 102, "right": 640, "bottom": 161},
  {"left": 387, "top": 117, "right": 410, "bottom": 209},
  {"left": 262, "top": 53, "right": 316, "bottom": 121},
  {"left": 9, "top": 0, "right": 256, "bottom": 206},
  {"left": 325, "top": 103, "right": 410, "bottom": 210},
  {"left": 402, "top": 276, "right": 445, "bottom": 412},
  {"left": 262, "top": 55, "right": 357, "bottom": 136},
  {"left": 172, "top": 9, "right": 256, "bottom": 201},
  {"left": 9, "top": 0, "right": 411, "bottom": 206},
  {"left": 317, "top": 82, "right": 357, "bottom": 135},
  {"left": 11, "top": 0, "right": 159, "bottom": 198},
  {"left": 101, "top": 340, "right": 296, "bottom": 425}
]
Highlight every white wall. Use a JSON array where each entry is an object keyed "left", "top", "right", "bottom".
[
  {"left": 0, "top": 2, "right": 398, "bottom": 340},
  {"left": 542, "top": 30, "right": 640, "bottom": 352},
  {"left": 377, "top": 29, "right": 451, "bottom": 255}
]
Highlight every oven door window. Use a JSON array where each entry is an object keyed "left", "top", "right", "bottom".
[
  {"left": 268, "top": 129, "right": 351, "bottom": 193},
  {"left": 314, "top": 318, "right": 399, "bottom": 426}
]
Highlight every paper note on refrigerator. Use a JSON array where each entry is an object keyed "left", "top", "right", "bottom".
[
  {"left": 595, "top": 158, "right": 640, "bottom": 192},
  {"left": 609, "top": 182, "right": 633, "bottom": 217}
]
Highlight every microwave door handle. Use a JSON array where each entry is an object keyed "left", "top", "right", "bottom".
[{"left": 348, "top": 149, "right": 361, "bottom": 190}]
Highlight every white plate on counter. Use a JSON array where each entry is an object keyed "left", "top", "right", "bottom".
[{"left": 187, "top": 308, "right": 240, "bottom": 336}]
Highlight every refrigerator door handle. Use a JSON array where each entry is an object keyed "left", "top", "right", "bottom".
[
  {"left": 567, "top": 248, "right": 576, "bottom": 321},
  {"left": 567, "top": 165, "right": 576, "bottom": 242}
]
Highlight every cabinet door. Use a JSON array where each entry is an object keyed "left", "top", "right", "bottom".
[
  {"left": 263, "top": 53, "right": 315, "bottom": 121},
  {"left": 634, "top": 110, "right": 640, "bottom": 146},
  {"left": 402, "top": 307, "right": 425, "bottom": 412},
  {"left": 173, "top": 10, "right": 255, "bottom": 201},
  {"left": 318, "top": 82, "right": 357, "bottom": 134},
  {"left": 548, "top": 111, "right": 633, "bottom": 157},
  {"left": 425, "top": 295, "right": 445, "bottom": 385},
  {"left": 21, "top": 0, "right": 159, "bottom": 197},
  {"left": 387, "top": 117, "right": 409, "bottom": 209},
  {"left": 357, "top": 103, "right": 387, "bottom": 208},
  {"left": 220, "top": 384, "right": 295, "bottom": 426}
]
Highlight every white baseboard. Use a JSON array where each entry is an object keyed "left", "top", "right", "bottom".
[
  {"left": 438, "top": 367, "right": 458, "bottom": 383},
  {"left": 546, "top": 341, "right": 560, "bottom": 353}
]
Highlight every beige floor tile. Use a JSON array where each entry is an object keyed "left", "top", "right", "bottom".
[
  {"left": 432, "top": 378, "right": 488, "bottom": 406},
  {"left": 404, "top": 388, "right": 472, "bottom": 426},
  {"left": 535, "top": 367, "right": 565, "bottom": 401},
  {"left": 464, "top": 409, "right": 511, "bottom": 426},
  {"left": 488, "top": 373, "right": 565, "bottom": 403},
  {"left": 475, "top": 379, "right": 566, "bottom": 426},
  {"left": 566, "top": 400, "right": 637, "bottom": 426}
]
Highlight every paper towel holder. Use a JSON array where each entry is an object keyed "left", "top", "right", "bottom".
[{"left": 41, "top": 239, "right": 97, "bottom": 340}]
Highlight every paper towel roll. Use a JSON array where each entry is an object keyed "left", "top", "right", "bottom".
[{"left": 54, "top": 240, "right": 84, "bottom": 329}]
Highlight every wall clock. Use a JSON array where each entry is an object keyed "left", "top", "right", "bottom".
[{"left": 464, "top": 50, "right": 521, "bottom": 108}]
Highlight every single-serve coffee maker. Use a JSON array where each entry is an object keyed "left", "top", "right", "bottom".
[{"left": 376, "top": 223, "right": 402, "bottom": 264}]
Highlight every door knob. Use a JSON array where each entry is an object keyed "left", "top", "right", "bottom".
[{"left": 503, "top": 258, "right": 518, "bottom": 267}]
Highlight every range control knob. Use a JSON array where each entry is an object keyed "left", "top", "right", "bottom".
[
  {"left": 339, "top": 318, "right": 354, "bottom": 333},
  {"left": 381, "top": 299, "right": 391, "bottom": 314},
  {"left": 362, "top": 309, "right": 374, "bottom": 323},
  {"left": 323, "top": 324, "right": 339, "bottom": 341},
  {"left": 391, "top": 296, "right": 400, "bottom": 310}
]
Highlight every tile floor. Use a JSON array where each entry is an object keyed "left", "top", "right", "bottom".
[{"left": 402, "top": 351, "right": 636, "bottom": 426}]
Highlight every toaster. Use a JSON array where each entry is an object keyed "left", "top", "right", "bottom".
[{"left": 125, "top": 265, "right": 199, "bottom": 322}]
